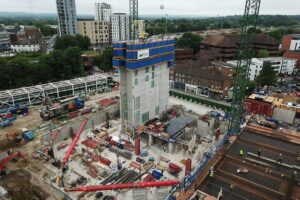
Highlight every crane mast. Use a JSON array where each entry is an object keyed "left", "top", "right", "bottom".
[
  {"left": 228, "top": 0, "right": 261, "bottom": 134},
  {"left": 129, "top": 0, "right": 138, "bottom": 40}
]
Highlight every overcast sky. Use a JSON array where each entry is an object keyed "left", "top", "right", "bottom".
[{"left": 0, "top": 0, "right": 299, "bottom": 16}]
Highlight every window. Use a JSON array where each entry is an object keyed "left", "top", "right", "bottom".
[
  {"left": 134, "top": 70, "right": 138, "bottom": 76},
  {"left": 134, "top": 78, "right": 138, "bottom": 86},
  {"left": 152, "top": 66, "right": 155, "bottom": 71},
  {"left": 135, "top": 96, "right": 140, "bottom": 110},
  {"left": 145, "top": 67, "right": 149, "bottom": 73},
  {"left": 151, "top": 80, "right": 154, "bottom": 88},
  {"left": 152, "top": 72, "right": 154, "bottom": 79},
  {"left": 155, "top": 106, "right": 159, "bottom": 115},
  {"left": 142, "top": 111, "right": 149, "bottom": 123},
  {"left": 145, "top": 75, "right": 149, "bottom": 81}
]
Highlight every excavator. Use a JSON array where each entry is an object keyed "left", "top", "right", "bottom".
[{"left": 0, "top": 151, "right": 25, "bottom": 174}]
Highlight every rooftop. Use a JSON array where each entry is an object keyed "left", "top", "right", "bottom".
[{"left": 195, "top": 126, "right": 300, "bottom": 200}]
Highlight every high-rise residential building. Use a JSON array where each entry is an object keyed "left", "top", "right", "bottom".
[
  {"left": 94, "top": 2, "right": 112, "bottom": 21},
  {"left": 56, "top": 0, "right": 78, "bottom": 36},
  {"left": 77, "top": 19, "right": 110, "bottom": 46},
  {"left": 113, "top": 39, "right": 175, "bottom": 131},
  {"left": 111, "top": 13, "right": 130, "bottom": 42}
]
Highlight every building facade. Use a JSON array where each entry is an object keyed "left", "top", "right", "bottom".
[
  {"left": 111, "top": 13, "right": 130, "bottom": 42},
  {"left": 227, "top": 57, "right": 297, "bottom": 81},
  {"left": 56, "top": 0, "right": 78, "bottom": 36},
  {"left": 281, "top": 34, "right": 300, "bottom": 70},
  {"left": 198, "top": 34, "right": 280, "bottom": 61},
  {"left": 77, "top": 19, "right": 110, "bottom": 46},
  {"left": 113, "top": 40, "right": 175, "bottom": 130},
  {"left": 94, "top": 3, "right": 112, "bottom": 21},
  {"left": 170, "top": 61, "right": 234, "bottom": 99},
  {"left": 11, "top": 43, "right": 40, "bottom": 53},
  {"left": 0, "top": 25, "right": 11, "bottom": 52}
]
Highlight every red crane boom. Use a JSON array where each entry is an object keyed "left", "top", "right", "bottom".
[
  {"left": 0, "top": 151, "right": 24, "bottom": 173},
  {"left": 65, "top": 180, "right": 180, "bottom": 192},
  {"left": 51, "top": 129, "right": 61, "bottom": 146},
  {"left": 61, "top": 118, "right": 88, "bottom": 169}
]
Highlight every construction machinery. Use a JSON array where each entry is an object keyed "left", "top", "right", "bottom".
[
  {"left": 40, "top": 97, "right": 84, "bottom": 121},
  {"left": 0, "top": 151, "right": 25, "bottom": 174},
  {"left": 65, "top": 180, "right": 180, "bottom": 192},
  {"left": 56, "top": 118, "right": 89, "bottom": 185},
  {"left": 228, "top": 0, "right": 261, "bottom": 134}
]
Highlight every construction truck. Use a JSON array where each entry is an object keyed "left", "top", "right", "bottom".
[{"left": 40, "top": 97, "right": 84, "bottom": 120}]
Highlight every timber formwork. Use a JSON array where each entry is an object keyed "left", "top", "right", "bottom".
[
  {"left": 0, "top": 75, "right": 113, "bottom": 108},
  {"left": 197, "top": 125, "right": 300, "bottom": 200}
]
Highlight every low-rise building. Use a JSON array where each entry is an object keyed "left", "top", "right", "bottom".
[
  {"left": 170, "top": 60, "right": 235, "bottom": 99},
  {"left": 281, "top": 34, "right": 300, "bottom": 70},
  {"left": 11, "top": 42, "right": 40, "bottom": 53},
  {"left": 198, "top": 34, "right": 280, "bottom": 61},
  {"left": 227, "top": 57, "right": 297, "bottom": 81},
  {"left": 175, "top": 48, "right": 193, "bottom": 61},
  {"left": 77, "top": 19, "right": 110, "bottom": 47},
  {"left": 0, "top": 25, "right": 11, "bottom": 52}
]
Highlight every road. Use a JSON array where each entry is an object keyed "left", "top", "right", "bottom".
[{"left": 170, "top": 89, "right": 231, "bottom": 107}]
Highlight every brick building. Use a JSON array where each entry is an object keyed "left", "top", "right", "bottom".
[
  {"left": 170, "top": 60, "right": 235, "bottom": 99},
  {"left": 175, "top": 48, "right": 193, "bottom": 60},
  {"left": 281, "top": 34, "right": 300, "bottom": 69},
  {"left": 198, "top": 34, "right": 280, "bottom": 61}
]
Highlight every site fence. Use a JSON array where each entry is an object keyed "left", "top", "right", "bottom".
[{"left": 169, "top": 90, "right": 231, "bottom": 112}]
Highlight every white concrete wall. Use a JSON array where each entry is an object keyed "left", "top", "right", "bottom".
[
  {"left": 120, "top": 63, "right": 169, "bottom": 129},
  {"left": 11, "top": 44, "right": 40, "bottom": 52}
]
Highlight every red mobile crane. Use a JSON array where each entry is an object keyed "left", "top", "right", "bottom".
[
  {"left": 0, "top": 151, "right": 25, "bottom": 173},
  {"left": 56, "top": 118, "right": 88, "bottom": 185},
  {"left": 65, "top": 180, "right": 180, "bottom": 192}
]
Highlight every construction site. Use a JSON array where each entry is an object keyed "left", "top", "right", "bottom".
[{"left": 0, "top": 0, "right": 300, "bottom": 200}]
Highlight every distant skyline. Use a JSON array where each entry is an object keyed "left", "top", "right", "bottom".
[{"left": 0, "top": 0, "right": 299, "bottom": 16}]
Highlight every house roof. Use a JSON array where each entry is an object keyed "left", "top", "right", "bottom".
[{"left": 201, "top": 34, "right": 279, "bottom": 47}]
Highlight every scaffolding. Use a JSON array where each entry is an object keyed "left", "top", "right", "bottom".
[{"left": 0, "top": 75, "right": 114, "bottom": 109}]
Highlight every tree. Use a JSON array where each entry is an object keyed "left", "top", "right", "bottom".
[
  {"left": 54, "top": 34, "right": 90, "bottom": 50},
  {"left": 64, "top": 46, "right": 84, "bottom": 75},
  {"left": 94, "top": 46, "right": 113, "bottom": 72},
  {"left": 255, "top": 61, "right": 277, "bottom": 86},
  {"left": 257, "top": 49, "right": 269, "bottom": 58},
  {"left": 176, "top": 32, "right": 203, "bottom": 54}
]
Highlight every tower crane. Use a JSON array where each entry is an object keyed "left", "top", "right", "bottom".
[{"left": 228, "top": 0, "right": 261, "bottom": 134}]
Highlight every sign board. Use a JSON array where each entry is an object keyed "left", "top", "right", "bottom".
[{"left": 137, "top": 49, "right": 149, "bottom": 59}]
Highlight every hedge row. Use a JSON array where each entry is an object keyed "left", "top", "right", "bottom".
[{"left": 169, "top": 90, "right": 231, "bottom": 112}]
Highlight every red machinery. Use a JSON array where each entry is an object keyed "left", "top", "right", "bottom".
[
  {"left": 0, "top": 151, "right": 25, "bottom": 173},
  {"left": 51, "top": 129, "right": 62, "bottom": 146},
  {"left": 65, "top": 180, "right": 180, "bottom": 192},
  {"left": 61, "top": 118, "right": 88, "bottom": 169}
]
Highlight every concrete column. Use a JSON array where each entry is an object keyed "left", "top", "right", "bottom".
[
  {"left": 168, "top": 142, "right": 174, "bottom": 154},
  {"left": 149, "top": 134, "right": 153, "bottom": 145}
]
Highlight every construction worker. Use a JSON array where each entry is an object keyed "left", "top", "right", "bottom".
[
  {"left": 209, "top": 167, "right": 214, "bottom": 178},
  {"left": 277, "top": 153, "right": 283, "bottom": 164},
  {"left": 239, "top": 149, "right": 244, "bottom": 157},
  {"left": 257, "top": 149, "right": 262, "bottom": 158}
]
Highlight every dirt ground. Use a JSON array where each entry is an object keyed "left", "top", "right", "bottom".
[{"left": 0, "top": 169, "right": 49, "bottom": 200}]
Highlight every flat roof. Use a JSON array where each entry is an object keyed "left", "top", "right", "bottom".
[{"left": 195, "top": 126, "right": 300, "bottom": 200}]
